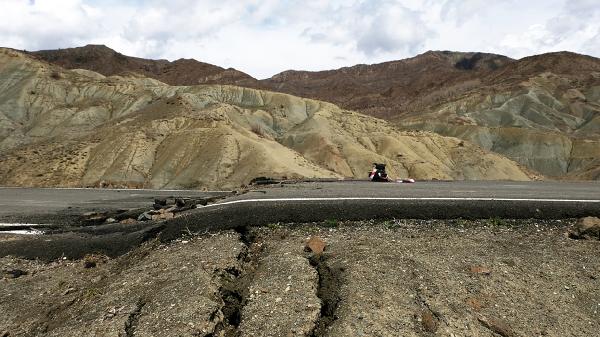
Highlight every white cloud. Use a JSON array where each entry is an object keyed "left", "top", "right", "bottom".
[
  {"left": 301, "top": 1, "right": 434, "bottom": 56},
  {"left": 440, "top": 0, "right": 493, "bottom": 24},
  {"left": 0, "top": 0, "right": 599, "bottom": 78},
  {"left": 500, "top": 0, "right": 600, "bottom": 57}
]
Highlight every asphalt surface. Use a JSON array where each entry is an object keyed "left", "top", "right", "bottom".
[
  {"left": 231, "top": 180, "right": 600, "bottom": 200},
  {"left": 1, "top": 181, "right": 599, "bottom": 260},
  {"left": 160, "top": 180, "right": 600, "bottom": 239},
  {"left": 0, "top": 187, "right": 232, "bottom": 224}
]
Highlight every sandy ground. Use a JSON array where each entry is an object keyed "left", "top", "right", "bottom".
[{"left": 1, "top": 219, "right": 599, "bottom": 337}]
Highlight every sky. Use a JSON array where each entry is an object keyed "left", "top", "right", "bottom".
[{"left": 1, "top": 0, "right": 599, "bottom": 79}]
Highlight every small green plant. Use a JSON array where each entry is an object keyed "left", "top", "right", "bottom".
[
  {"left": 383, "top": 219, "right": 398, "bottom": 229},
  {"left": 488, "top": 217, "right": 508, "bottom": 227},
  {"left": 266, "top": 222, "right": 282, "bottom": 229},
  {"left": 323, "top": 219, "right": 339, "bottom": 228}
]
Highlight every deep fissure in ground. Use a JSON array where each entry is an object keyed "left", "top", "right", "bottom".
[
  {"left": 308, "top": 253, "right": 343, "bottom": 337},
  {"left": 124, "top": 299, "right": 146, "bottom": 337},
  {"left": 211, "top": 226, "right": 260, "bottom": 336}
]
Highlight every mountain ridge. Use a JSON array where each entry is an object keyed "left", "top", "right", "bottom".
[{"left": 30, "top": 44, "right": 258, "bottom": 87}]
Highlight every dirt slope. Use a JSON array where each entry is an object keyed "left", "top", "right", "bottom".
[{"left": 0, "top": 48, "right": 534, "bottom": 189}]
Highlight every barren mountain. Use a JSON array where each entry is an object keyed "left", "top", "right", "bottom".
[
  {"left": 30, "top": 44, "right": 257, "bottom": 87},
  {"left": 0, "top": 48, "right": 533, "bottom": 189},
  {"left": 263, "top": 51, "right": 514, "bottom": 119}
]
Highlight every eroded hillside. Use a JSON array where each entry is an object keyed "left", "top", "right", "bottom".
[
  {"left": 0, "top": 48, "right": 534, "bottom": 189},
  {"left": 397, "top": 55, "right": 600, "bottom": 179},
  {"left": 260, "top": 51, "right": 600, "bottom": 179}
]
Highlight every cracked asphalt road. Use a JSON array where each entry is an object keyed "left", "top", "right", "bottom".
[
  {"left": 1, "top": 181, "right": 599, "bottom": 260},
  {"left": 0, "top": 187, "right": 230, "bottom": 224}
]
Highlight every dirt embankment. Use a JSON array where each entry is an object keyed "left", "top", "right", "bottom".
[{"left": 1, "top": 219, "right": 599, "bottom": 337}]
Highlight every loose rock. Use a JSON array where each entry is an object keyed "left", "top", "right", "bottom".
[
  {"left": 421, "top": 310, "right": 438, "bottom": 333},
  {"left": 469, "top": 266, "right": 491, "bottom": 275},
  {"left": 83, "top": 254, "right": 107, "bottom": 269},
  {"left": 569, "top": 217, "right": 600, "bottom": 240},
  {"left": 119, "top": 218, "right": 137, "bottom": 225},
  {"left": 477, "top": 315, "right": 517, "bottom": 337},
  {"left": 304, "top": 236, "right": 326, "bottom": 254},
  {"left": 137, "top": 212, "right": 153, "bottom": 221},
  {"left": 151, "top": 212, "right": 174, "bottom": 221}
]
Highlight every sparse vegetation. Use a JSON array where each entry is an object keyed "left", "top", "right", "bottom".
[
  {"left": 383, "top": 219, "right": 400, "bottom": 229},
  {"left": 488, "top": 216, "right": 509, "bottom": 227},
  {"left": 323, "top": 219, "right": 339, "bottom": 228},
  {"left": 266, "top": 222, "right": 282, "bottom": 229}
]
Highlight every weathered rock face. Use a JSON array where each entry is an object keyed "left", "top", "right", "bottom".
[{"left": 0, "top": 49, "right": 534, "bottom": 189}]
